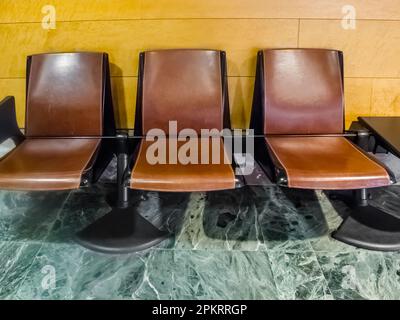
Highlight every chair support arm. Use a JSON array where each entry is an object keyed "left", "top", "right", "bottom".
[
  {"left": 115, "top": 132, "right": 130, "bottom": 208},
  {"left": 345, "top": 121, "right": 370, "bottom": 151},
  {"left": 0, "top": 96, "right": 24, "bottom": 144}
]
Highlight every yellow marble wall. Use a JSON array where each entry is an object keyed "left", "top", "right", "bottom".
[{"left": 1, "top": 0, "right": 399, "bottom": 129}]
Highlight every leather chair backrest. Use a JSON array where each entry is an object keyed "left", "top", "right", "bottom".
[
  {"left": 138, "top": 49, "right": 226, "bottom": 135},
  {"left": 26, "top": 52, "right": 105, "bottom": 137},
  {"left": 262, "top": 49, "right": 344, "bottom": 135}
]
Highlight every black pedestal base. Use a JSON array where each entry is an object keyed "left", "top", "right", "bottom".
[
  {"left": 332, "top": 205, "right": 400, "bottom": 251},
  {"left": 75, "top": 207, "right": 170, "bottom": 254}
]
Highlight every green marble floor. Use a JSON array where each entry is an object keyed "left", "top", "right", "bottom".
[{"left": 0, "top": 183, "right": 399, "bottom": 300}]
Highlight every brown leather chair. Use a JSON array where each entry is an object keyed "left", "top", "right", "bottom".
[
  {"left": 0, "top": 52, "right": 115, "bottom": 191},
  {"left": 131, "top": 49, "right": 236, "bottom": 192},
  {"left": 251, "top": 48, "right": 399, "bottom": 251},
  {"left": 76, "top": 49, "right": 237, "bottom": 253}
]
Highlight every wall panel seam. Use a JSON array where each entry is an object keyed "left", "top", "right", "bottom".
[{"left": 1, "top": 17, "right": 400, "bottom": 26}]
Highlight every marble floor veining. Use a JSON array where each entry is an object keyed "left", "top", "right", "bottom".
[{"left": 0, "top": 180, "right": 399, "bottom": 300}]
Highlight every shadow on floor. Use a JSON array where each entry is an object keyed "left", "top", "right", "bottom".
[
  {"left": 1, "top": 183, "right": 338, "bottom": 247},
  {"left": 49, "top": 185, "right": 192, "bottom": 244},
  {"left": 0, "top": 183, "right": 193, "bottom": 245},
  {"left": 202, "top": 186, "right": 330, "bottom": 242}
]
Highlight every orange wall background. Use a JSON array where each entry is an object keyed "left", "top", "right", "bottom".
[{"left": 0, "top": 0, "right": 400, "bottom": 129}]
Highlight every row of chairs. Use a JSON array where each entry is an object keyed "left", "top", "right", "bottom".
[{"left": 0, "top": 48, "right": 395, "bottom": 253}]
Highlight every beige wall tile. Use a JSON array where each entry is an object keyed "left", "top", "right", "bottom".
[
  {"left": 111, "top": 77, "right": 137, "bottom": 129},
  {"left": 228, "top": 77, "right": 255, "bottom": 129},
  {"left": 1, "top": 1, "right": 400, "bottom": 129},
  {"left": 344, "top": 78, "right": 373, "bottom": 129},
  {"left": 0, "top": 0, "right": 141, "bottom": 23},
  {"left": 142, "top": 0, "right": 400, "bottom": 20},
  {"left": 0, "top": 21, "right": 144, "bottom": 78},
  {"left": 371, "top": 79, "right": 400, "bottom": 116},
  {"left": 0, "top": 19, "right": 298, "bottom": 78},
  {"left": 139, "top": 19, "right": 298, "bottom": 77},
  {"left": 299, "top": 20, "right": 400, "bottom": 78},
  {"left": 2, "top": 0, "right": 400, "bottom": 22}
]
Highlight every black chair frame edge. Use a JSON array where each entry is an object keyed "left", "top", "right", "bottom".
[{"left": 0, "top": 96, "right": 24, "bottom": 147}]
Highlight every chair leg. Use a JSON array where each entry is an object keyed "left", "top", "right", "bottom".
[
  {"left": 116, "top": 146, "right": 130, "bottom": 209},
  {"left": 332, "top": 188, "right": 400, "bottom": 251},
  {"left": 74, "top": 207, "right": 170, "bottom": 254},
  {"left": 373, "top": 141, "right": 378, "bottom": 154},
  {"left": 75, "top": 135, "right": 169, "bottom": 254}
]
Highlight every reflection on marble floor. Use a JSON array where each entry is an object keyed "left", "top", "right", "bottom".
[{"left": 0, "top": 182, "right": 399, "bottom": 300}]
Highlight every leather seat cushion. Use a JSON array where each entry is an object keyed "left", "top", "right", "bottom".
[
  {"left": 130, "top": 138, "right": 235, "bottom": 192},
  {"left": 0, "top": 138, "right": 100, "bottom": 190},
  {"left": 266, "top": 136, "right": 391, "bottom": 190}
]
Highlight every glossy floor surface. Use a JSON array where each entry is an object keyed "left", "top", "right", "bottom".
[{"left": 0, "top": 155, "right": 399, "bottom": 300}]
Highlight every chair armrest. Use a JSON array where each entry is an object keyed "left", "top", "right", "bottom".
[
  {"left": 115, "top": 132, "right": 129, "bottom": 155},
  {"left": 0, "top": 96, "right": 24, "bottom": 144},
  {"left": 345, "top": 121, "right": 370, "bottom": 151},
  {"left": 345, "top": 121, "right": 369, "bottom": 135},
  {"left": 114, "top": 132, "right": 130, "bottom": 208}
]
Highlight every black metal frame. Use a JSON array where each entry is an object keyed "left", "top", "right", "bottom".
[
  {"left": 250, "top": 51, "right": 290, "bottom": 185},
  {"left": 331, "top": 187, "right": 400, "bottom": 251},
  {"left": 358, "top": 117, "right": 400, "bottom": 158},
  {"left": 73, "top": 51, "right": 168, "bottom": 253},
  {"left": 88, "top": 53, "right": 117, "bottom": 185},
  {"left": 0, "top": 96, "right": 24, "bottom": 147},
  {"left": 24, "top": 52, "right": 116, "bottom": 188},
  {"left": 250, "top": 49, "right": 400, "bottom": 251}
]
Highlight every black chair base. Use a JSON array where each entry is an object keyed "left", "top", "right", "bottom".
[
  {"left": 75, "top": 207, "right": 170, "bottom": 254},
  {"left": 332, "top": 205, "right": 400, "bottom": 251}
]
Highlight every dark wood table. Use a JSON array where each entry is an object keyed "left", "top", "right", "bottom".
[{"left": 358, "top": 116, "right": 400, "bottom": 157}]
